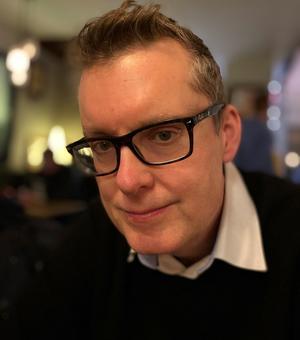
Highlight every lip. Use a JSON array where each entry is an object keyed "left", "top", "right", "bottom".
[{"left": 120, "top": 204, "right": 173, "bottom": 223}]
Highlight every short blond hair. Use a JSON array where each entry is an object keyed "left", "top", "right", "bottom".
[{"left": 77, "top": 0, "right": 225, "bottom": 104}]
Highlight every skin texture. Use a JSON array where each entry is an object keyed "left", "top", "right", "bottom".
[{"left": 79, "top": 39, "right": 241, "bottom": 265}]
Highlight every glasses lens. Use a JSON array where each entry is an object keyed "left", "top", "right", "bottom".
[
  {"left": 132, "top": 122, "right": 190, "bottom": 164},
  {"left": 74, "top": 140, "right": 117, "bottom": 175},
  {"left": 71, "top": 122, "right": 191, "bottom": 175}
]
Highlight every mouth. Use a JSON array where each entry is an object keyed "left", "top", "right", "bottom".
[{"left": 120, "top": 204, "right": 173, "bottom": 223}]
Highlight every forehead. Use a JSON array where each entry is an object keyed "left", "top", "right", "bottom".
[{"left": 79, "top": 39, "right": 209, "bottom": 136}]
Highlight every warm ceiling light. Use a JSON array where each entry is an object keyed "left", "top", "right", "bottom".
[
  {"left": 6, "top": 47, "right": 30, "bottom": 73},
  {"left": 10, "top": 70, "right": 29, "bottom": 86},
  {"left": 23, "top": 39, "right": 40, "bottom": 60}
]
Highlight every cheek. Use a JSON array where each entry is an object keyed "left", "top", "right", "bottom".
[
  {"left": 177, "top": 159, "right": 224, "bottom": 231},
  {"left": 177, "top": 162, "right": 220, "bottom": 202},
  {"left": 174, "top": 137, "right": 224, "bottom": 206}
]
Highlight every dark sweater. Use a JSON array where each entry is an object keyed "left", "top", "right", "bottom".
[{"left": 1, "top": 171, "right": 300, "bottom": 339}]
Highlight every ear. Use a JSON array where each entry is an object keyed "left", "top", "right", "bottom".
[{"left": 220, "top": 104, "right": 241, "bottom": 163}]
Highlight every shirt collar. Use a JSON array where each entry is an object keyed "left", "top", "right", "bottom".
[
  {"left": 213, "top": 162, "right": 267, "bottom": 271},
  {"left": 128, "top": 162, "right": 267, "bottom": 279}
]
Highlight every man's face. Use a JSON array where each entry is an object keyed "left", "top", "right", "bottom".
[{"left": 79, "top": 39, "right": 240, "bottom": 264}]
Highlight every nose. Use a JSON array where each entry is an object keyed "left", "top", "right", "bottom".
[{"left": 115, "top": 147, "right": 155, "bottom": 195}]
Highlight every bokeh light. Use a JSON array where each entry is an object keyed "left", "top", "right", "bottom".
[
  {"left": 267, "top": 118, "right": 281, "bottom": 131},
  {"left": 6, "top": 47, "right": 30, "bottom": 73},
  {"left": 284, "top": 152, "right": 300, "bottom": 168},
  {"left": 267, "top": 80, "right": 282, "bottom": 95}
]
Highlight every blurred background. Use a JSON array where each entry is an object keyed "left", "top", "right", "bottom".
[{"left": 1, "top": 0, "right": 300, "bottom": 203}]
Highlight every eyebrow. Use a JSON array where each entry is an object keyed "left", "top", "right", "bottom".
[
  {"left": 83, "top": 129, "right": 113, "bottom": 138},
  {"left": 82, "top": 113, "right": 188, "bottom": 139}
]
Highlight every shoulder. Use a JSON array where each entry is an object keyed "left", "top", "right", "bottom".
[
  {"left": 241, "top": 170, "right": 300, "bottom": 262},
  {"left": 4, "top": 199, "right": 128, "bottom": 338},
  {"left": 241, "top": 171, "right": 300, "bottom": 214},
  {"left": 63, "top": 197, "right": 128, "bottom": 260}
]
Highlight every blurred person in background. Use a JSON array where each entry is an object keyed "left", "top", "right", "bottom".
[
  {"left": 3, "top": 1, "right": 299, "bottom": 340},
  {"left": 33, "top": 148, "right": 98, "bottom": 203},
  {"left": 36, "top": 148, "right": 73, "bottom": 201},
  {"left": 234, "top": 91, "right": 274, "bottom": 174}
]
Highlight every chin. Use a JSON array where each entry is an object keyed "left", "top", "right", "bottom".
[{"left": 125, "top": 230, "right": 180, "bottom": 255}]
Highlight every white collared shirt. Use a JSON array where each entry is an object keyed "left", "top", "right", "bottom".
[{"left": 128, "top": 162, "right": 267, "bottom": 279}]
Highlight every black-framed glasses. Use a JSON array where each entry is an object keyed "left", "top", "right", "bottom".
[{"left": 66, "top": 103, "right": 225, "bottom": 176}]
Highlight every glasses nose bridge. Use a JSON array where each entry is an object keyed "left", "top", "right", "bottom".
[
  {"left": 114, "top": 132, "right": 148, "bottom": 173},
  {"left": 114, "top": 132, "right": 138, "bottom": 158}
]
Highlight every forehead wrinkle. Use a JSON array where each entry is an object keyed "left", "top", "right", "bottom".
[{"left": 82, "top": 114, "right": 171, "bottom": 138}]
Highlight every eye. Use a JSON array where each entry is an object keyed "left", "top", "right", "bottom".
[
  {"left": 91, "top": 140, "right": 114, "bottom": 154},
  {"left": 155, "top": 130, "right": 174, "bottom": 142},
  {"left": 148, "top": 126, "right": 183, "bottom": 144}
]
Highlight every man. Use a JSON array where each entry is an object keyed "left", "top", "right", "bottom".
[
  {"left": 3, "top": 1, "right": 300, "bottom": 339},
  {"left": 234, "top": 92, "right": 274, "bottom": 174}
]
